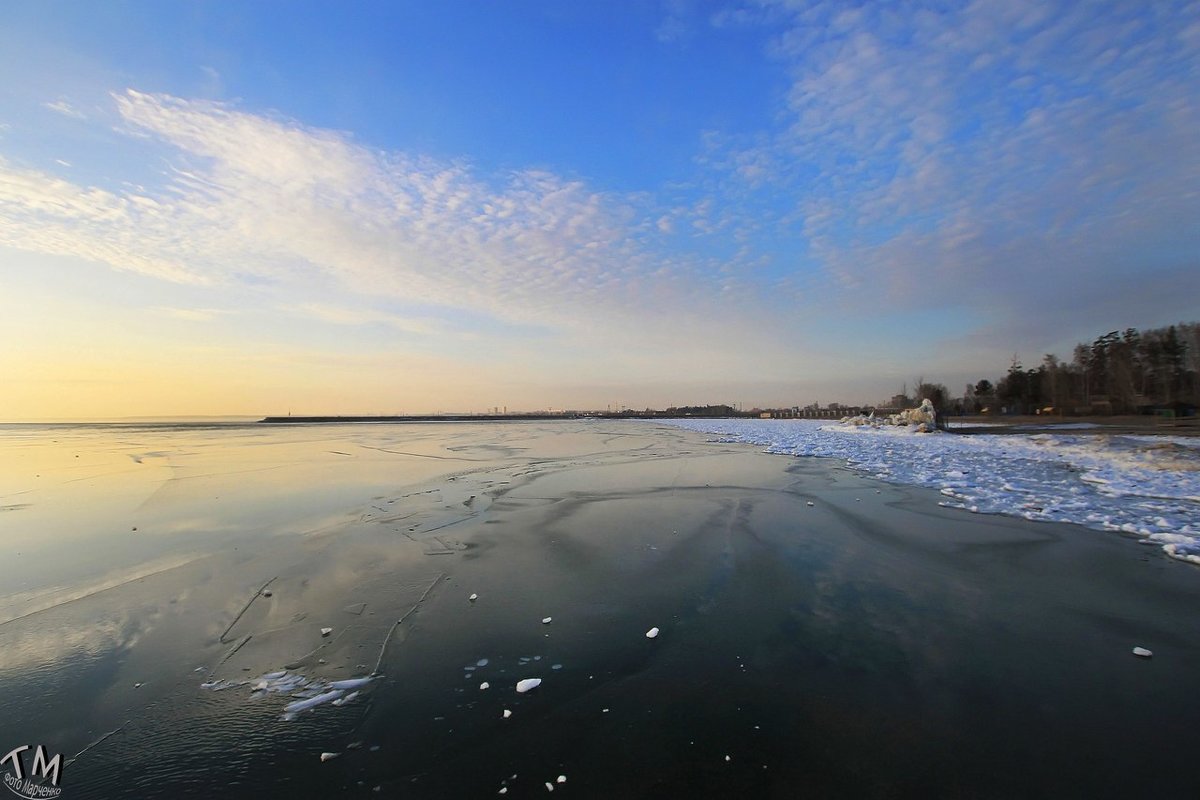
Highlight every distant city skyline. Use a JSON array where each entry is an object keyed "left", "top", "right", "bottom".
[{"left": 2, "top": 1, "right": 1197, "bottom": 420}]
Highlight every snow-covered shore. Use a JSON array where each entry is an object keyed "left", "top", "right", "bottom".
[{"left": 660, "top": 418, "right": 1200, "bottom": 565}]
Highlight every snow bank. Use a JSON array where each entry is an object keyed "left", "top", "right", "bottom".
[{"left": 660, "top": 418, "right": 1200, "bottom": 564}]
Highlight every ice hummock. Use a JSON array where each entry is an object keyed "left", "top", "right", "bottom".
[
  {"left": 661, "top": 418, "right": 1200, "bottom": 564},
  {"left": 840, "top": 398, "right": 939, "bottom": 433}
]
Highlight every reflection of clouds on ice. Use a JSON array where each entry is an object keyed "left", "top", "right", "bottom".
[{"left": 662, "top": 419, "right": 1200, "bottom": 564}]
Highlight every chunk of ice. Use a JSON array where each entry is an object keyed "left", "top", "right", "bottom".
[
  {"left": 503, "top": 709, "right": 512, "bottom": 718},
  {"left": 329, "top": 676, "right": 374, "bottom": 690},
  {"left": 320, "top": 752, "right": 339, "bottom": 762},
  {"left": 516, "top": 678, "right": 542, "bottom": 693},
  {"left": 646, "top": 627, "right": 660, "bottom": 639},
  {"left": 1133, "top": 646, "right": 1153, "bottom": 658},
  {"left": 284, "top": 689, "right": 344, "bottom": 714},
  {"left": 480, "top": 682, "right": 490, "bottom": 690},
  {"left": 557, "top": 775, "right": 566, "bottom": 784},
  {"left": 320, "top": 627, "right": 333, "bottom": 637},
  {"left": 542, "top": 617, "right": 552, "bottom": 624},
  {"left": 469, "top": 593, "right": 478, "bottom": 602}
]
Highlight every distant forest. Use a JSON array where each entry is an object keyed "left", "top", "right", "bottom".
[{"left": 961, "top": 322, "right": 1200, "bottom": 415}]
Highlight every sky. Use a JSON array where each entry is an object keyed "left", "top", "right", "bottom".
[{"left": 1, "top": 0, "right": 1197, "bottom": 419}]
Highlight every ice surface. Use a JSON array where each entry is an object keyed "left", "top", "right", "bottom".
[
  {"left": 662, "top": 418, "right": 1200, "bottom": 564},
  {"left": 516, "top": 678, "right": 542, "bottom": 693}
]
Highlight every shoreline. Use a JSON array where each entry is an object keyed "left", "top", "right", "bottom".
[{"left": 3, "top": 421, "right": 1199, "bottom": 797}]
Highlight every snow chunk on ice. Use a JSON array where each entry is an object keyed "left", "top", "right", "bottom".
[{"left": 516, "top": 678, "right": 542, "bottom": 693}]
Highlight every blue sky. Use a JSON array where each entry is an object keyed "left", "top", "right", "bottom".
[{"left": 1, "top": 1, "right": 1197, "bottom": 418}]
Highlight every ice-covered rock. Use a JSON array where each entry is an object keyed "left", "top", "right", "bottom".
[{"left": 516, "top": 678, "right": 542, "bottom": 693}]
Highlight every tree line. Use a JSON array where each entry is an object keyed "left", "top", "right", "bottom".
[{"left": 963, "top": 322, "right": 1199, "bottom": 415}]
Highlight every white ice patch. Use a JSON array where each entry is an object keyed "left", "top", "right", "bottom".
[
  {"left": 516, "top": 678, "right": 542, "bottom": 693},
  {"left": 201, "top": 669, "right": 376, "bottom": 720},
  {"left": 661, "top": 418, "right": 1200, "bottom": 564}
]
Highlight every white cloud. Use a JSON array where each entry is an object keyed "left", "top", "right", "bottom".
[
  {"left": 0, "top": 89, "right": 774, "bottom": 345},
  {"left": 288, "top": 303, "right": 439, "bottom": 336},
  {"left": 44, "top": 98, "right": 87, "bottom": 119},
  {"left": 711, "top": 0, "right": 1200, "bottom": 338}
]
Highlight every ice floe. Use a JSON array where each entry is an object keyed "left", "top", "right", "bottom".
[
  {"left": 516, "top": 678, "right": 542, "bottom": 693},
  {"left": 201, "top": 669, "right": 374, "bottom": 720},
  {"left": 646, "top": 627, "right": 660, "bottom": 639},
  {"left": 662, "top": 418, "right": 1200, "bottom": 564},
  {"left": 1133, "top": 646, "right": 1153, "bottom": 658}
]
